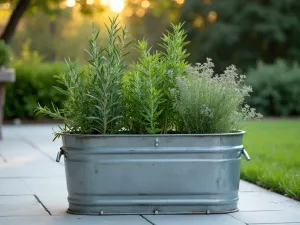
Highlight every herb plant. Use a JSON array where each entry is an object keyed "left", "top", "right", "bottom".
[
  {"left": 174, "top": 59, "right": 262, "bottom": 133},
  {"left": 36, "top": 17, "right": 130, "bottom": 138},
  {"left": 124, "top": 40, "right": 167, "bottom": 134},
  {"left": 124, "top": 23, "right": 189, "bottom": 134},
  {"left": 36, "top": 17, "right": 261, "bottom": 137}
]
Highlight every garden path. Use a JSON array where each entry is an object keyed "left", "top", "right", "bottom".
[{"left": 0, "top": 124, "right": 300, "bottom": 225}]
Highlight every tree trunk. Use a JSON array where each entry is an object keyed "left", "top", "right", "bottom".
[{"left": 0, "top": 0, "right": 31, "bottom": 44}]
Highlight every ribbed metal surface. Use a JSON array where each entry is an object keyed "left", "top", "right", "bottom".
[{"left": 61, "top": 132, "right": 245, "bottom": 215}]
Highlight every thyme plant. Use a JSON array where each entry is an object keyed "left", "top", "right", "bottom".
[
  {"left": 174, "top": 59, "right": 262, "bottom": 133},
  {"left": 36, "top": 17, "right": 130, "bottom": 137}
]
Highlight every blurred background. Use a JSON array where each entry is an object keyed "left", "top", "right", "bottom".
[{"left": 1, "top": 0, "right": 300, "bottom": 120}]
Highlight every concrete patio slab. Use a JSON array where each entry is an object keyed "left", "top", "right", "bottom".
[
  {"left": 252, "top": 224, "right": 300, "bottom": 225},
  {"left": 0, "top": 160, "right": 65, "bottom": 178},
  {"left": 0, "top": 215, "right": 151, "bottom": 225},
  {"left": 144, "top": 214, "right": 245, "bottom": 225},
  {"left": 21, "top": 177, "right": 67, "bottom": 196},
  {"left": 239, "top": 180, "right": 269, "bottom": 192},
  {"left": 238, "top": 189, "right": 300, "bottom": 212},
  {"left": 33, "top": 194, "right": 69, "bottom": 216},
  {"left": 0, "top": 195, "right": 49, "bottom": 216},
  {"left": 230, "top": 211, "right": 300, "bottom": 224},
  {"left": 0, "top": 178, "right": 32, "bottom": 195}
]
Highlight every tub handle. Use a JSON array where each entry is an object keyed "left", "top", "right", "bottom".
[
  {"left": 56, "top": 147, "right": 67, "bottom": 162},
  {"left": 241, "top": 148, "right": 251, "bottom": 161}
]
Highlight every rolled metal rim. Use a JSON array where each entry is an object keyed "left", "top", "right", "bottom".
[{"left": 59, "top": 130, "right": 246, "bottom": 137}]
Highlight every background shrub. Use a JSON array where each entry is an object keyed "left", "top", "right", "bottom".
[
  {"left": 246, "top": 60, "right": 300, "bottom": 116},
  {"left": 4, "top": 62, "right": 66, "bottom": 119},
  {"left": 0, "top": 40, "right": 11, "bottom": 67}
]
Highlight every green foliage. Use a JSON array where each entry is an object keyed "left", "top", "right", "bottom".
[
  {"left": 242, "top": 120, "right": 300, "bottom": 201},
  {"left": 10, "top": 9, "right": 93, "bottom": 62},
  {"left": 0, "top": 40, "right": 11, "bottom": 67},
  {"left": 180, "top": 0, "right": 300, "bottom": 72},
  {"left": 36, "top": 17, "right": 130, "bottom": 135},
  {"left": 0, "top": 0, "right": 105, "bottom": 16},
  {"left": 174, "top": 59, "right": 262, "bottom": 133},
  {"left": 246, "top": 60, "right": 300, "bottom": 116},
  {"left": 124, "top": 40, "right": 167, "bottom": 134},
  {"left": 159, "top": 23, "right": 189, "bottom": 132},
  {"left": 84, "top": 18, "right": 130, "bottom": 134},
  {"left": 35, "top": 18, "right": 260, "bottom": 136},
  {"left": 124, "top": 23, "right": 189, "bottom": 134},
  {"left": 4, "top": 62, "right": 66, "bottom": 119},
  {"left": 15, "top": 40, "right": 44, "bottom": 66}
]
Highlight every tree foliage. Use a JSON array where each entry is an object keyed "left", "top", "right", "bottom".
[
  {"left": 0, "top": 0, "right": 104, "bottom": 43},
  {"left": 180, "top": 0, "right": 300, "bottom": 72},
  {"left": 0, "top": 40, "right": 11, "bottom": 66},
  {"left": 0, "top": 0, "right": 103, "bottom": 15}
]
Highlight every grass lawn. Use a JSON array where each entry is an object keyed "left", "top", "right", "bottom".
[{"left": 241, "top": 119, "right": 300, "bottom": 200}]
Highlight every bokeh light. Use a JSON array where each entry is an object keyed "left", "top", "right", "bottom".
[
  {"left": 175, "top": 0, "right": 184, "bottom": 5},
  {"left": 124, "top": 8, "right": 133, "bottom": 17},
  {"left": 65, "top": 0, "right": 76, "bottom": 7},
  {"left": 136, "top": 8, "right": 145, "bottom": 17},
  {"left": 208, "top": 11, "right": 217, "bottom": 23},
  {"left": 141, "top": 0, "right": 150, "bottom": 8},
  {"left": 110, "top": 0, "right": 125, "bottom": 12},
  {"left": 100, "top": 0, "right": 110, "bottom": 5},
  {"left": 87, "top": 0, "right": 94, "bottom": 4},
  {"left": 193, "top": 16, "right": 204, "bottom": 28}
]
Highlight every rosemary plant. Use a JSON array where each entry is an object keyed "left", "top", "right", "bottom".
[
  {"left": 158, "top": 23, "right": 189, "bottom": 132},
  {"left": 124, "top": 23, "right": 189, "bottom": 134},
  {"left": 124, "top": 40, "right": 167, "bottom": 134},
  {"left": 36, "top": 17, "right": 130, "bottom": 138}
]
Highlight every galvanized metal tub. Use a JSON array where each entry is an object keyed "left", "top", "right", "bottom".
[{"left": 57, "top": 132, "right": 249, "bottom": 215}]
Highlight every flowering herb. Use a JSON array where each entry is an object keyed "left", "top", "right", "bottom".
[{"left": 174, "top": 58, "right": 262, "bottom": 133}]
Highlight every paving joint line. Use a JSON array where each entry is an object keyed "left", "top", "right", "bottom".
[
  {"left": 228, "top": 213, "right": 247, "bottom": 225},
  {"left": 239, "top": 210, "right": 283, "bottom": 212},
  {"left": 34, "top": 194, "right": 52, "bottom": 216},
  {"left": 0, "top": 194, "right": 32, "bottom": 196},
  {"left": 0, "top": 153, "right": 7, "bottom": 163},
  {"left": 21, "top": 137, "right": 61, "bottom": 165},
  {"left": 140, "top": 215, "right": 155, "bottom": 225}
]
